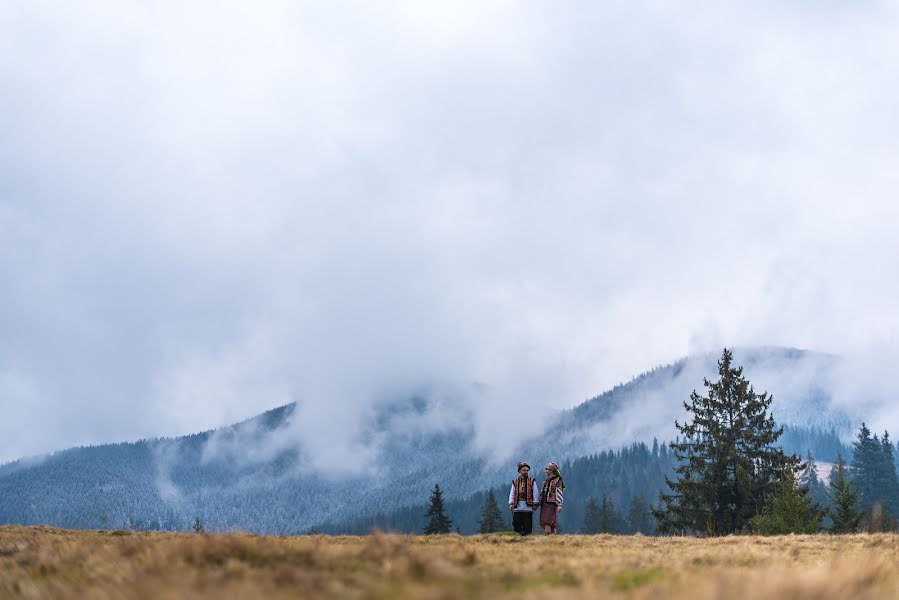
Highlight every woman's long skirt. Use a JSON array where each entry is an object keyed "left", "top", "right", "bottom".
[{"left": 539, "top": 501, "right": 558, "bottom": 528}]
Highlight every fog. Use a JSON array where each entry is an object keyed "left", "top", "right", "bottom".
[{"left": 3, "top": 1, "right": 899, "bottom": 465}]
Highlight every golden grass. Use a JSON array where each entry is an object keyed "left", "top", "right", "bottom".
[{"left": 1, "top": 526, "right": 898, "bottom": 599}]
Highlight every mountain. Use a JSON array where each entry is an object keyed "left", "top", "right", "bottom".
[
  {"left": 0, "top": 347, "right": 860, "bottom": 533},
  {"left": 542, "top": 346, "right": 851, "bottom": 459}
]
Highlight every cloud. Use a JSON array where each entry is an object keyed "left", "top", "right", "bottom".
[{"left": 3, "top": 1, "right": 899, "bottom": 464}]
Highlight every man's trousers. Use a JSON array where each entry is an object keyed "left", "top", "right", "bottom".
[{"left": 512, "top": 510, "right": 533, "bottom": 536}]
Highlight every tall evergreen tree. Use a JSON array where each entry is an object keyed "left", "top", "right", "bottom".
[
  {"left": 851, "top": 423, "right": 880, "bottom": 512},
  {"left": 477, "top": 490, "right": 507, "bottom": 533},
  {"left": 828, "top": 453, "right": 864, "bottom": 534},
  {"left": 423, "top": 484, "right": 453, "bottom": 534},
  {"left": 878, "top": 432, "right": 899, "bottom": 517},
  {"left": 653, "top": 348, "right": 799, "bottom": 535}
]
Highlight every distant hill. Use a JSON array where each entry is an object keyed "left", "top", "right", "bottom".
[
  {"left": 0, "top": 347, "right": 859, "bottom": 533},
  {"left": 541, "top": 346, "right": 851, "bottom": 458}
]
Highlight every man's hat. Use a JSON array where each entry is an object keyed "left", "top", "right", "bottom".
[{"left": 517, "top": 461, "right": 531, "bottom": 471}]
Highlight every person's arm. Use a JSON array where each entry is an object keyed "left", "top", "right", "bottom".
[
  {"left": 532, "top": 481, "right": 540, "bottom": 506},
  {"left": 508, "top": 485, "right": 516, "bottom": 510},
  {"left": 556, "top": 487, "right": 564, "bottom": 511}
]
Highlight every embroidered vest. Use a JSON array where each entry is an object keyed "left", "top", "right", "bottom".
[
  {"left": 541, "top": 476, "right": 562, "bottom": 504},
  {"left": 512, "top": 476, "right": 535, "bottom": 505}
]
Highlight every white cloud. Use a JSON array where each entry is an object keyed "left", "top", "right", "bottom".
[{"left": 3, "top": 1, "right": 899, "bottom": 463}]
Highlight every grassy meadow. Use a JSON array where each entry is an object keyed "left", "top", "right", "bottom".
[{"left": 1, "top": 526, "right": 897, "bottom": 599}]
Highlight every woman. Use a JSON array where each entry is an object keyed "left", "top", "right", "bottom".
[{"left": 539, "top": 461, "right": 565, "bottom": 534}]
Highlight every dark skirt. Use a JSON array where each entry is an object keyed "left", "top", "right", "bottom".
[{"left": 539, "top": 501, "right": 558, "bottom": 528}]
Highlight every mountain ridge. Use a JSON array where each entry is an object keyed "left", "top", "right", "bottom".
[{"left": 0, "top": 346, "right": 860, "bottom": 533}]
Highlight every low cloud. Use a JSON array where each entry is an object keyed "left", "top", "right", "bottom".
[{"left": 3, "top": 1, "right": 899, "bottom": 465}]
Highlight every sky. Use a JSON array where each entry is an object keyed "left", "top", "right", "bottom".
[{"left": 3, "top": 1, "right": 899, "bottom": 465}]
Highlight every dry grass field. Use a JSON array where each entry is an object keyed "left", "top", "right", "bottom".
[{"left": 1, "top": 526, "right": 898, "bottom": 599}]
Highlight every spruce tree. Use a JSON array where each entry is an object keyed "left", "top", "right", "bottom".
[
  {"left": 828, "top": 453, "right": 864, "bottom": 534},
  {"left": 581, "top": 498, "right": 601, "bottom": 534},
  {"left": 597, "top": 496, "right": 622, "bottom": 534},
  {"left": 850, "top": 424, "right": 899, "bottom": 529},
  {"left": 626, "top": 495, "right": 652, "bottom": 534},
  {"left": 653, "top": 348, "right": 799, "bottom": 535},
  {"left": 423, "top": 484, "right": 453, "bottom": 534},
  {"left": 750, "top": 469, "right": 822, "bottom": 534},
  {"left": 878, "top": 432, "right": 899, "bottom": 518},
  {"left": 477, "top": 490, "right": 507, "bottom": 533},
  {"left": 851, "top": 423, "right": 880, "bottom": 515},
  {"left": 799, "top": 450, "right": 829, "bottom": 510}
]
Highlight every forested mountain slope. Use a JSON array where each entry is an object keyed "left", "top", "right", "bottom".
[{"left": 0, "top": 347, "right": 859, "bottom": 533}]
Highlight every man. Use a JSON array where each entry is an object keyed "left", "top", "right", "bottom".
[{"left": 508, "top": 461, "right": 540, "bottom": 536}]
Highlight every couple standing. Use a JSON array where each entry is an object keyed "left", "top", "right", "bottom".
[{"left": 508, "top": 461, "right": 565, "bottom": 535}]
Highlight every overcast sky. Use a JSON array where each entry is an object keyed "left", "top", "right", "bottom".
[{"left": 3, "top": 1, "right": 899, "bottom": 464}]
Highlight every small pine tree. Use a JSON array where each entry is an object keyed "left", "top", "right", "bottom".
[
  {"left": 828, "top": 453, "right": 864, "bottom": 534},
  {"left": 626, "top": 495, "right": 652, "bottom": 534},
  {"left": 192, "top": 517, "right": 205, "bottom": 534},
  {"left": 581, "top": 498, "right": 601, "bottom": 534},
  {"left": 597, "top": 496, "right": 622, "bottom": 534},
  {"left": 478, "top": 490, "right": 507, "bottom": 533},
  {"left": 799, "top": 450, "right": 829, "bottom": 512},
  {"left": 750, "top": 469, "right": 822, "bottom": 535},
  {"left": 423, "top": 484, "right": 453, "bottom": 535},
  {"left": 798, "top": 450, "right": 819, "bottom": 491}
]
